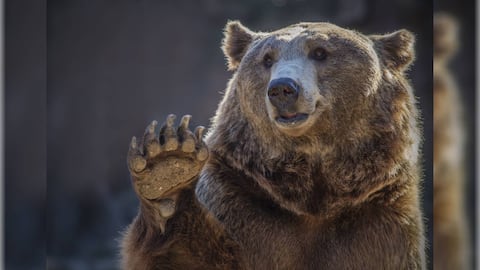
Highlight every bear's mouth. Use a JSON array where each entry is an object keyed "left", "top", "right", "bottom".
[{"left": 275, "top": 113, "right": 309, "bottom": 126}]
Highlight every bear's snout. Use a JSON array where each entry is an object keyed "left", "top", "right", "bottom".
[{"left": 267, "top": 77, "right": 300, "bottom": 113}]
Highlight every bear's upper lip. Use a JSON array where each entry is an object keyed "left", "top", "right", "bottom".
[{"left": 275, "top": 113, "right": 309, "bottom": 125}]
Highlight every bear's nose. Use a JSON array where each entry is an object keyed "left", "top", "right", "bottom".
[{"left": 267, "top": 78, "right": 300, "bottom": 109}]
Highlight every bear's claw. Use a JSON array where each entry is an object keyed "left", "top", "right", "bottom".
[
  {"left": 127, "top": 114, "right": 209, "bottom": 200},
  {"left": 194, "top": 126, "right": 208, "bottom": 161},
  {"left": 144, "top": 120, "right": 161, "bottom": 158},
  {"left": 128, "top": 136, "right": 147, "bottom": 173},
  {"left": 178, "top": 115, "right": 196, "bottom": 153},
  {"left": 160, "top": 114, "right": 179, "bottom": 151}
]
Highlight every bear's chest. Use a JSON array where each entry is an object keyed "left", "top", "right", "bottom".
[
  {"left": 197, "top": 169, "right": 327, "bottom": 269},
  {"left": 205, "top": 186, "right": 322, "bottom": 269}
]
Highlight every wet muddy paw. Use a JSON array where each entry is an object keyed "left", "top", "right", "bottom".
[{"left": 127, "top": 114, "right": 209, "bottom": 200}]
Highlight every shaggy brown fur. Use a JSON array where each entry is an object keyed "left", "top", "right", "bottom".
[
  {"left": 433, "top": 13, "right": 469, "bottom": 270},
  {"left": 122, "top": 21, "right": 425, "bottom": 269}
]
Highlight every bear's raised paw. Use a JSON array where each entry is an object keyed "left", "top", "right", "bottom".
[{"left": 127, "top": 114, "right": 208, "bottom": 200}]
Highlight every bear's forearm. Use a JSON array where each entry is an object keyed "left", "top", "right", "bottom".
[{"left": 121, "top": 183, "right": 244, "bottom": 270}]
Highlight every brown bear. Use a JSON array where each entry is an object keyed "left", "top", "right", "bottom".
[
  {"left": 433, "top": 13, "right": 470, "bottom": 270},
  {"left": 121, "top": 21, "right": 426, "bottom": 269}
]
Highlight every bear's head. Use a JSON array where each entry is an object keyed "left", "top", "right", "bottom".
[
  {"left": 221, "top": 21, "right": 414, "bottom": 140},
  {"left": 207, "top": 21, "right": 419, "bottom": 215}
]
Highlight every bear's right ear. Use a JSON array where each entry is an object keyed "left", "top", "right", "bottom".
[{"left": 222, "top": 21, "right": 255, "bottom": 71}]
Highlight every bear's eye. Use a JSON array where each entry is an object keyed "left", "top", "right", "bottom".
[
  {"left": 263, "top": 54, "right": 274, "bottom": 68},
  {"left": 311, "top": 47, "right": 327, "bottom": 61}
]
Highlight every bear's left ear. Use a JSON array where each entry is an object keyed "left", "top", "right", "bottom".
[
  {"left": 370, "top": 30, "right": 415, "bottom": 72},
  {"left": 222, "top": 20, "right": 255, "bottom": 71}
]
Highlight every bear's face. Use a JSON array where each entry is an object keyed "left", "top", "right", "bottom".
[{"left": 223, "top": 21, "right": 414, "bottom": 138}]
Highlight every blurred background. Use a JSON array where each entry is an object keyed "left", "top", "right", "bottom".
[
  {"left": 433, "top": 0, "right": 476, "bottom": 269},
  {"left": 2, "top": 0, "right": 473, "bottom": 269}
]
